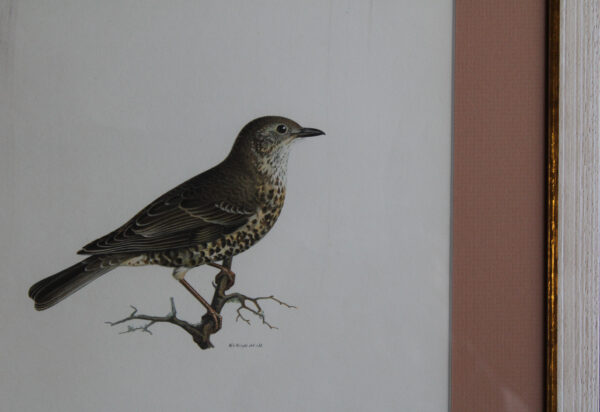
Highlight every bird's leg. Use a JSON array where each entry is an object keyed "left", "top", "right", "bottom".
[
  {"left": 172, "top": 267, "right": 222, "bottom": 331},
  {"left": 207, "top": 261, "right": 236, "bottom": 289}
]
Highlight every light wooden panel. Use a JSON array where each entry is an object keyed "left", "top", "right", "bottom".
[{"left": 558, "top": 1, "right": 600, "bottom": 410}]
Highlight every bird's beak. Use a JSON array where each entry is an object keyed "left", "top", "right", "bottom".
[{"left": 296, "top": 127, "right": 325, "bottom": 138}]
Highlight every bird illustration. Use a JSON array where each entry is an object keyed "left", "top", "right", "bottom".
[{"left": 28, "top": 116, "right": 324, "bottom": 328}]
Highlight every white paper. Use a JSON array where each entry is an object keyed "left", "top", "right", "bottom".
[{"left": 0, "top": 1, "right": 452, "bottom": 411}]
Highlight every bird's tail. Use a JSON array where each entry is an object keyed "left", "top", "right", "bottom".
[{"left": 28, "top": 256, "right": 121, "bottom": 311}]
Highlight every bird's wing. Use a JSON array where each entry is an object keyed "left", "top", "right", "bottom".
[{"left": 78, "top": 172, "right": 257, "bottom": 255}]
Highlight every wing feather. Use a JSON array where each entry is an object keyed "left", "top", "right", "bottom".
[{"left": 78, "top": 167, "right": 257, "bottom": 255}]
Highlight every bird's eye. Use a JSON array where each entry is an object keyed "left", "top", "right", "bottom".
[{"left": 276, "top": 124, "right": 287, "bottom": 134}]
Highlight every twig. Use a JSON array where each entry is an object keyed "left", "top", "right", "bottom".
[
  {"left": 105, "top": 298, "right": 179, "bottom": 335},
  {"left": 224, "top": 293, "right": 297, "bottom": 329}
]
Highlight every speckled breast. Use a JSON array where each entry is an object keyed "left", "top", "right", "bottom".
[{"left": 148, "top": 183, "right": 286, "bottom": 268}]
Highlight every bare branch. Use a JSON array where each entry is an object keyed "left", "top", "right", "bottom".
[
  {"left": 106, "top": 297, "right": 186, "bottom": 337},
  {"left": 224, "top": 293, "right": 297, "bottom": 330},
  {"left": 106, "top": 257, "right": 297, "bottom": 349}
]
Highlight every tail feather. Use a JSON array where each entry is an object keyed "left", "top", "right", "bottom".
[{"left": 28, "top": 256, "right": 119, "bottom": 310}]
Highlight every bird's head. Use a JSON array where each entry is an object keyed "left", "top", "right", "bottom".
[{"left": 228, "top": 116, "right": 325, "bottom": 182}]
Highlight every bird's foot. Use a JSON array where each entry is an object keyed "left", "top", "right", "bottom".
[
  {"left": 208, "top": 262, "right": 236, "bottom": 290},
  {"left": 205, "top": 306, "right": 223, "bottom": 332}
]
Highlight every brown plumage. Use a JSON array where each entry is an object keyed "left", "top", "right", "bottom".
[{"left": 28, "top": 116, "right": 324, "bottom": 313}]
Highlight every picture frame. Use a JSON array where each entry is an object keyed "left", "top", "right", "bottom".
[
  {"left": 546, "top": 0, "right": 559, "bottom": 410},
  {"left": 452, "top": 1, "right": 557, "bottom": 410},
  {"left": 454, "top": 0, "right": 598, "bottom": 410},
  {"left": 5, "top": 1, "right": 596, "bottom": 410}
]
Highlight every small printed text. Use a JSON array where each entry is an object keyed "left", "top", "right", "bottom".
[{"left": 228, "top": 343, "right": 263, "bottom": 348}]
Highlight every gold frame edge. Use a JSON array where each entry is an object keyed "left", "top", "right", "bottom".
[{"left": 546, "top": 0, "right": 560, "bottom": 410}]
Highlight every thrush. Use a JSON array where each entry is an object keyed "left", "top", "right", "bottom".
[{"left": 28, "top": 116, "right": 324, "bottom": 328}]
